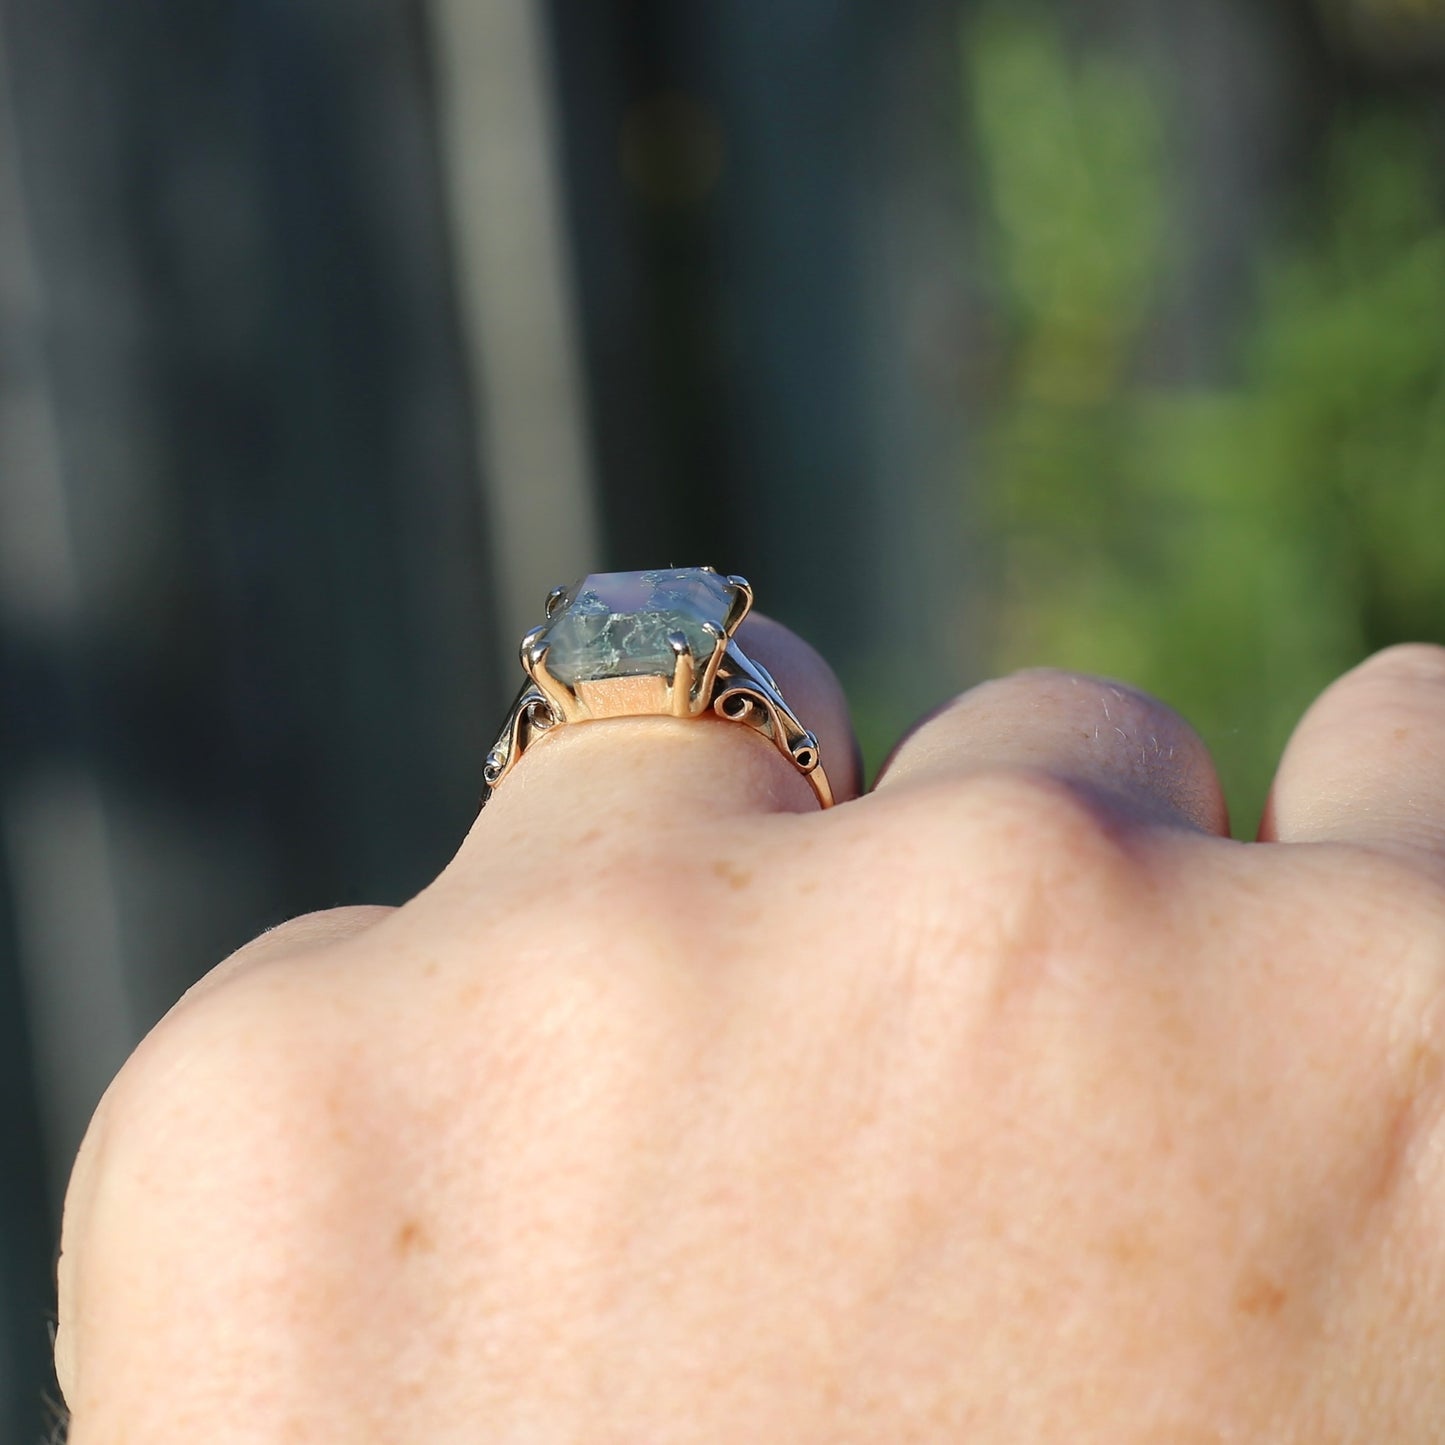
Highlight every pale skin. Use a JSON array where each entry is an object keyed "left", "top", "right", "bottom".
[{"left": 54, "top": 622, "right": 1445, "bottom": 1441}]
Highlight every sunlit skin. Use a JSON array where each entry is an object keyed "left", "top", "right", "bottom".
[{"left": 55, "top": 623, "right": 1445, "bottom": 1441}]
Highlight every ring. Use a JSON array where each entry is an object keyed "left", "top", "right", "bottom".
[{"left": 481, "top": 567, "right": 834, "bottom": 809}]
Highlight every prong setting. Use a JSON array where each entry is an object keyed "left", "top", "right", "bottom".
[
  {"left": 520, "top": 630, "right": 575, "bottom": 719},
  {"left": 695, "top": 621, "right": 728, "bottom": 711},
  {"left": 519, "top": 624, "right": 547, "bottom": 671},
  {"left": 544, "top": 584, "right": 569, "bottom": 618},
  {"left": 724, "top": 575, "right": 753, "bottom": 632},
  {"left": 667, "top": 630, "right": 695, "bottom": 716}
]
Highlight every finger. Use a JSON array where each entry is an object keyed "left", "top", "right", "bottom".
[
  {"left": 1259, "top": 643, "right": 1445, "bottom": 864},
  {"left": 475, "top": 611, "right": 859, "bottom": 832},
  {"left": 872, "top": 668, "right": 1229, "bottom": 834}
]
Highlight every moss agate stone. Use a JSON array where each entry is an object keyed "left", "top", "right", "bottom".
[{"left": 544, "top": 568, "right": 732, "bottom": 685}]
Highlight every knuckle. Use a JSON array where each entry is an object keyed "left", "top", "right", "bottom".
[
  {"left": 247, "top": 904, "right": 394, "bottom": 950},
  {"left": 990, "top": 669, "right": 1183, "bottom": 732},
  {"left": 864, "top": 769, "right": 1149, "bottom": 995},
  {"left": 94, "top": 970, "right": 347, "bottom": 1204},
  {"left": 119, "top": 906, "right": 396, "bottom": 1034},
  {"left": 955, "top": 767, "right": 1145, "bottom": 886},
  {"left": 62, "top": 971, "right": 380, "bottom": 1417}
]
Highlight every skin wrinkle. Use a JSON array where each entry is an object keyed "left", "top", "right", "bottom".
[{"left": 1365, "top": 980, "right": 1445, "bottom": 1223}]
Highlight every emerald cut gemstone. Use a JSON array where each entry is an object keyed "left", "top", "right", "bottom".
[{"left": 544, "top": 568, "right": 733, "bottom": 686}]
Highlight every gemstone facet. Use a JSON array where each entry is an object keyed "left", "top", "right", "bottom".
[{"left": 543, "top": 568, "right": 733, "bottom": 687}]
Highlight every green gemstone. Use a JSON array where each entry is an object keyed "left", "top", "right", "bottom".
[{"left": 544, "top": 568, "right": 733, "bottom": 686}]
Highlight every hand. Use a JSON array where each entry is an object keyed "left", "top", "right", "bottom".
[{"left": 54, "top": 627, "right": 1445, "bottom": 1442}]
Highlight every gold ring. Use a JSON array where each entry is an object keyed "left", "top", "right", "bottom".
[{"left": 481, "top": 567, "right": 834, "bottom": 809}]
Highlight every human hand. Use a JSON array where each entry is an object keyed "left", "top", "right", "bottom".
[{"left": 54, "top": 624, "right": 1445, "bottom": 1441}]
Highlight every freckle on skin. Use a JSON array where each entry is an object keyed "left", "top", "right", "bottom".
[
  {"left": 712, "top": 859, "right": 752, "bottom": 891},
  {"left": 1234, "top": 1271, "right": 1288, "bottom": 1319},
  {"left": 1107, "top": 1227, "right": 1154, "bottom": 1267},
  {"left": 1393, "top": 727, "right": 1409, "bottom": 743},
  {"left": 396, "top": 1220, "right": 432, "bottom": 1256}
]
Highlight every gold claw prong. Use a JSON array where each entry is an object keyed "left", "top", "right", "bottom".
[
  {"left": 724, "top": 575, "right": 753, "bottom": 631},
  {"left": 521, "top": 633, "right": 568, "bottom": 712},
  {"left": 667, "top": 630, "right": 695, "bottom": 716},
  {"left": 544, "top": 584, "right": 569, "bottom": 618},
  {"left": 519, "top": 624, "right": 547, "bottom": 670},
  {"left": 695, "top": 621, "right": 728, "bottom": 714}
]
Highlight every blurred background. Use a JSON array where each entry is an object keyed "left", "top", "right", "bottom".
[{"left": 2, "top": 0, "right": 1444, "bottom": 1435}]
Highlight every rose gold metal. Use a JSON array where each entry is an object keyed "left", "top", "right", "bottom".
[
  {"left": 667, "top": 631, "right": 696, "bottom": 717},
  {"left": 723, "top": 576, "right": 753, "bottom": 632}
]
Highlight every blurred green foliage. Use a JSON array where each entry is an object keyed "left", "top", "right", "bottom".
[{"left": 965, "top": 9, "right": 1445, "bottom": 835}]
